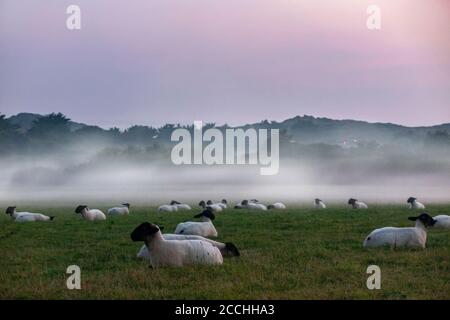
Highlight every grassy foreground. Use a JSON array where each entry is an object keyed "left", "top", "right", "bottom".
[{"left": 0, "top": 204, "right": 449, "bottom": 299}]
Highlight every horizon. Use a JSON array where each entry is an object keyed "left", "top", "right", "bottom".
[{"left": 5, "top": 111, "right": 450, "bottom": 131}]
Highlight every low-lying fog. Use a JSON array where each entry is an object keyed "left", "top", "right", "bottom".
[{"left": 1, "top": 148, "right": 449, "bottom": 206}]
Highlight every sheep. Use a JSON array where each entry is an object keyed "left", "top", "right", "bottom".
[
  {"left": 5, "top": 206, "right": 54, "bottom": 222},
  {"left": 137, "top": 231, "right": 240, "bottom": 261},
  {"left": 107, "top": 203, "right": 130, "bottom": 215},
  {"left": 174, "top": 209, "right": 218, "bottom": 237},
  {"left": 235, "top": 200, "right": 267, "bottom": 211},
  {"left": 363, "top": 213, "right": 436, "bottom": 249},
  {"left": 170, "top": 200, "right": 192, "bottom": 211},
  {"left": 234, "top": 200, "right": 260, "bottom": 209},
  {"left": 131, "top": 222, "right": 223, "bottom": 268},
  {"left": 75, "top": 205, "right": 106, "bottom": 221},
  {"left": 199, "top": 200, "right": 223, "bottom": 213},
  {"left": 206, "top": 199, "right": 228, "bottom": 210},
  {"left": 314, "top": 198, "right": 327, "bottom": 209},
  {"left": 158, "top": 204, "right": 178, "bottom": 212},
  {"left": 432, "top": 215, "right": 450, "bottom": 229},
  {"left": 407, "top": 197, "right": 425, "bottom": 210},
  {"left": 268, "top": 202, "right": 287, "bottom": 210},
  {"left": 348, "top": 198, "right": 368, "bottom": 209}
]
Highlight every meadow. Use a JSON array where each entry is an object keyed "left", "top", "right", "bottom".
[{"left": 0, "top": 204, "right": 449, "bottom": 299}]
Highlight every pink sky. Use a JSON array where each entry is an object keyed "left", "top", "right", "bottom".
[{"left": 0, "top": 0, "right": 449, "bottom": 128}]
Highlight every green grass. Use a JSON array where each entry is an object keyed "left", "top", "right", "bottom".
[{"left": 0, "top": 204, "right": 449, "bottom": 299}]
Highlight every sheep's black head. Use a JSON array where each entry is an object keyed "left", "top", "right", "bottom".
[
  {"left": 130, "top": 222, "right": 161, "bottom": 241},
  {"left": 221, "top": 199, "right": 227, "bottom": 204},
  {"left": 194, "top": 209, "right": 215, "bottom": 220},
  {"left": 407, "top": 197, "right": 416, "bottom": 203},
  {"left": 206, "top": 200, "right": 213, "bottom": 205},
  {"left": 5, "top": 206, "right": 16, "bottom": 215},
  {"left": 315, "top": 198, "right": 322, "bottom": 204},
  {"left": 224, "top": 242, "right": 240, "bottom": 257},
  {"left": 122, "top": 203, "right": 130, "bottom": 208},
  {"left": 198, "top": 200, "right": 206, "bottom": 208},
  {"left": 268, "top": 204, "right": 275, "bottom": 209},
  {"left": 170, "top": 200, "right": 180, "bottom": 205},
  {"left": 408, "top": 213, "right": 436, "bottom": 227},
  {"left": 241, "top": 200, "right": 249, "bottom": 205},
  {"left": 75, "top": 205, "right": 88, "bottom": 214},
  {"left": 348, "top": 198, "right": 357, "bottom": 205}
]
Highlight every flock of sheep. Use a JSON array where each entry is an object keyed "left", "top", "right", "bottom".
[{"left": 4, "top": 196, "right": 450, "bottom": 269}]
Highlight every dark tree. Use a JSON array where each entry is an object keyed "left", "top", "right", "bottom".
[{"left": 27, "top": 112, "right": 71, "bottom": 138}]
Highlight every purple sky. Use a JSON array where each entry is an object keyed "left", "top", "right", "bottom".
[{"left": 1, "top": 0, "right": 449, "bottom": 128}]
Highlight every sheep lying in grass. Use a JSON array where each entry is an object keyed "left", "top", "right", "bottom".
[
  {"left": 174, "top": 209, "right": 218, "bottom": 237},
  {"left": 107, "top": 203, "right": 130, "bottom": 215},
  {"left": 131, "top": 222, "right": 223, "bottom": 268},
  {"left": 207, "top": 199, "right": 228, "bottom": 210},
  {"left": 407, "top": 197, "right": 425, "bottom": 210},
  {"left": 432, "top": 215, "right": 450, "bottom": 229},
  {"left": 158, "top": 204, "right": 178, "bottom": 212},
  {"left": 363, "top": 213, "right": 436, "bottom": 249},
  {"left": 199, "top": 200, "right": 223, "bottom": 213},
  {"left": 268, "top": 202, "right": 286, "bottom": 210},
  {"left": 348, "top": 198, "right": 368, "bottom": 209},
  {"left": 170, "top": 200, "right": 192, "bottom": 211},
  {"left": 75, "top": 205, "right": 106, "bottom": 221},
  {"left": 314, "top": 199, "right": 326, "bottom": 209},
  {"left": 234, "top": 200, "right": 267, "bottom": 211},
  {"left": 5, "top": 206, "right": 54, "bottom": 222},
  {"left": 137, "top": 231, "right": 240, "bottom": 261}
]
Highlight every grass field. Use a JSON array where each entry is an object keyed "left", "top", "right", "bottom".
[{"left": 0, "top": 204, "right": 449, "bottom": 299}]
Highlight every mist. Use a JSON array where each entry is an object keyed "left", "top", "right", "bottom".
[{"left": 1, "top": 144, "right": 449, "bottom": 206}]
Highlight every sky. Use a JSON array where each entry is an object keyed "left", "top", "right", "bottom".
[{"left": 0, "top": 0, "right": 449, "bottom": 129}]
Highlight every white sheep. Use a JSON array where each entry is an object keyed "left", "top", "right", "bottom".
[
  {"left": 348, "top": 198, "right": 368, "bottom": 209},
  {"left": 75, "top": 205, "right": 106, "bottom": 221},
  {"left": 137, "top": 231, "right": 239, "bottom": 261},
  {"left": 314, "top": 198, "right": 327, "bottom": 209},
  {"left": 363, "top": 213, "right": 436, "bottom": 249},
  {"left": 170, "top": 200, "right": 192, "bottom": 211},
  {"left": 207, "top": 199, "right": 228, "bottom": 210},
  {"left": 432, "top": 215, "right": 450, "bottom": 229},
  {"left": 407, "top": 197, "right": 426, "bottom": 210},
  {"left": 199, "top": 200, "right": 223, "bottom": 213},
  {"left": 5, "top": 206, "right": 54, "bottom": 222},
  {"left": 131, "top": 222, "right": 223, "bottom": 268},
  {"left": 268, "top": 202, "right": 287, "bottom": 210},
  {"left": 158, "top": 204, "right": 178, "bottom": 212},
  {"left": 174, "top": 209, "right": 218, "bottom": 237},
  {"left": 107, "top": 203, "right": 130, "bottom": 215},
  {"left": 234, "top": 200, "right": 267, "bottom": 211}
]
